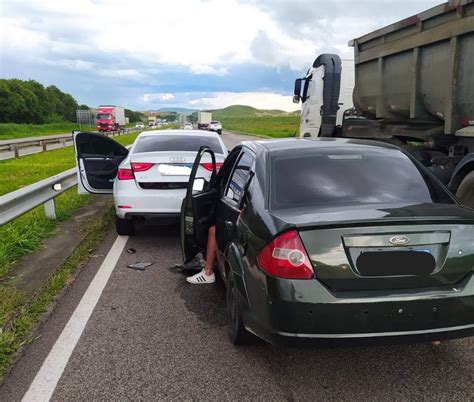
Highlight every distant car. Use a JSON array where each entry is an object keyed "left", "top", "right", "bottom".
[
  {"left": 183, "top": 123, "right": 193, "bottom": 130},
  {"left": 208, "top": 121, "right": 222, "bottom": 135},
  {"left": 182, "top": 138, "right": 474, "bottom": 346},
  {"left": 135, "top": 122, "right": 145, "bottom": 129},
  {"left": 148, "top": 121, "right": 156, "bottom": 127},
  {"left": 73, "top": 130, "right": 228, "bottom": 235}
]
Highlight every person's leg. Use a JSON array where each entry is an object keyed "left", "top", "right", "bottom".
[
  {"left": 186, "top": 225, "right": 216, "bottom": 284},
  {"left": 203, "top": 225, "right": 216, "bottom": 276}
]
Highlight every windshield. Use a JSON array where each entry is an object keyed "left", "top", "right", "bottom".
[
  {"left": 97, "top": 113, "right": 112, "bottom": 120},
  {"left": 210, "top": 121, "right": 220, "bottom": 124},
  {"left": 133, "top": 135, "right": 224, "bottom": 154},
  {"left": 270, "top": 147, "right": 454, "bottom": 210}
]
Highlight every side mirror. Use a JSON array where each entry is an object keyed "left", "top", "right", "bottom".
[
  {"left": 192, "top": 178, "right": 205, "bottom": 192},
  {"left": 293, "top": 78, "right": 302, "bottom": 103}
]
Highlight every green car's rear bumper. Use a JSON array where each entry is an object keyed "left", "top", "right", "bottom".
[{"left": 242, "top": 273, "right": 474, "bottom": 346}]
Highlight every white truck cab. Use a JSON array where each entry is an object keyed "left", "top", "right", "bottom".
[{"left": 293, "top": 54, "right": 354, "bottom": 138}]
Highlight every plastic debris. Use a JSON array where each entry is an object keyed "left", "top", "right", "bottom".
[
  {"left": 127, "top": 262, "right": 153, "bottom": 271},
  {"left": 126, "top": 248, "right": 136, "bottom": 254}
]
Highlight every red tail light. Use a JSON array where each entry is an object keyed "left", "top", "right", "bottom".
[
  {"left": 131, "top": 162, "right": 154, "bottom": 172},
  {"left": 257, "top": 230, "right": 314, "bottom": 279},
  {"left": 117, "top": 168, "right": 134, "bottom": 180},
  {"left": 201, "top": 162, "right": 223, "bottom": 172}
]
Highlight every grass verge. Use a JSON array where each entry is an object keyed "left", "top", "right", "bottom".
[
  {"left": 0, "top": 122, "right": 84, "bottom": 141},
  {"left": 0, "top": 208, "right": 114, "bottom": 379},
  {"left": 220, "top": 115, "right": 299, "bottom": 138}
]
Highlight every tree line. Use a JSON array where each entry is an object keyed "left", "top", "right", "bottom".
[
  {"left": 0, "top": 79, "right": 79, "bottom": 124},
  {"left": 0, "top": 79, "right": 147, "bottom": 125}
]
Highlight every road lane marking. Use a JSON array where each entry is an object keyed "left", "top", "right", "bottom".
[{"left": 22, "top": 235, "right": 129, "bottom": 402}]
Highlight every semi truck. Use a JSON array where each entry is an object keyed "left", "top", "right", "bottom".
[
  {"left": 197, "top": 111, "right": 212, "bottom": 129},
  {"left": 293, "top": 0, "right": 474, "bottom": 208},
  {"left": 96, "top": 105, "right": 126, "bottom": 132}
]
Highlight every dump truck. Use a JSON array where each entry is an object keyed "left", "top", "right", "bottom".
[{"left": 294, "top": 0, "right": 474, "bottom": 207}]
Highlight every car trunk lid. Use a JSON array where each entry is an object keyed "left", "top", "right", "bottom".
[{"left": 272, "top": 203, "right": 474, "bottom": 291}]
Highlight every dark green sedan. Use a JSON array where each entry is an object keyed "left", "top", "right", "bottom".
[{"left": 181, "top": 138, "right": 474, "bottom": 346}]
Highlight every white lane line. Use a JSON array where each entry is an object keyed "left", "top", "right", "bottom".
[{"left": 22, "top": 235, "right": 129, "bottom": 402}]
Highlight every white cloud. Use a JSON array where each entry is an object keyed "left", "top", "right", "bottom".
[
  {"left": 189, "top": 65, "right": 229, "bottom": 76},
  {"left": 187, "top": 92, "right": 295, "bottom": 111},
  {"left": 143, "top": 93, "right": 175, "bottom": 102}
]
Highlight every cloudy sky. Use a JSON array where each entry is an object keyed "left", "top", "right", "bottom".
[{"left": 1, "top": 0, "right": 440, "bottom": 111}]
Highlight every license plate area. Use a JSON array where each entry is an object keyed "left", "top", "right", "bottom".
[
  {"left": 355, "top": 249, "right": 436, "bottom": 277},
  {"left": 158, "top": 164, "right": 192, "bottom": 176}
]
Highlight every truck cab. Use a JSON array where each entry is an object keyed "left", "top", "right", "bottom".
[{"left": 293, "top": 55, "right": 354, "bottom": 138}]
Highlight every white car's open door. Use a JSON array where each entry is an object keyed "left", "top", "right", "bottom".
[{"left": 73, "top": 131, "right": 129, "bottom": 194}]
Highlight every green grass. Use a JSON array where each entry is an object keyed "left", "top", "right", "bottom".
[
  {"left": 220, "top": 115, "right": 300, "bottom": 138},
  {"left": 0, "top": 122, "right": 84, "bottom": 141},
  {"left": 0, "top": 209, "right": 114, "bottom": 379},
  {"left": 0, "top": 130, "right": 142, "bottom": 276}
]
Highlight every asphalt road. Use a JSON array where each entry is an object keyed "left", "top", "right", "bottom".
[{"left": 1, "top": 131, "right": 474, "bottom": 400}]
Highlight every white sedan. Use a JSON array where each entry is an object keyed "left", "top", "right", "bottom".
[
  {"left": 73, "top": 130, "right": 227, "bottom": 235},
  {"left": 182, "top": 122, "right": 193, "bottom": 130}
]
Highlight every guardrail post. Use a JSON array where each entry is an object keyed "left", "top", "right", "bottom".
[
  {"left": 42, "top": 141, "right": 47, "bottom": 152},
  {"left": 61, "top": 139, "right": 66, "bottom": 147},
  {"left": 44, "top": 199, "right": 56, "bottom": 219},
  {"left": 13, "top": 145, "right": 19, "bottom": 158}
]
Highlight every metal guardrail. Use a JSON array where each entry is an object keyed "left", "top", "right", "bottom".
[
  {"left": 0, "top": 127, "right": 142, "bottom": 159},
  {"left": 0, "top": 168, "right": 78, "bottom": 227}
]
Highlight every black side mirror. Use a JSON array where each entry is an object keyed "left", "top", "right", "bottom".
[{"left": 293, "top": 78, "right": 302, "bottom": 103}]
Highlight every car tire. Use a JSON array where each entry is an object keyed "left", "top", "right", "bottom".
[
  {"left": 218, "top": 129, "right": 222, "bottom": 135},
  {"left": 115, "top": 216, "right": 135, "bottom": 236},
  {"left": 456, "top": 171, "right": 474, "bottom": 209},
  {"left": 227, "top": 272, "right": 254, "bottom": 345}
]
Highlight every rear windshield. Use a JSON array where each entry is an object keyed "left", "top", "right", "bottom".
[
  {"left": 133, "top": 135, "right": 224, "bottom": 154},
  {"left": 271, "top": 148, "right": 454, "bottom": 209}
]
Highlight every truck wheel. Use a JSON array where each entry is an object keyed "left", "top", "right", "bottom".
[
  {"left": 456, "top": 171, "right": 474, "bottom": 209},
  {"left": 115, "top": 216, "right": 135, "bottom": 236},
  {"left": 227, "top": 272, "right": 254, "bottom": 345},
  {"left": 218, "top": 129, "right": 222, "bottom": 135}
]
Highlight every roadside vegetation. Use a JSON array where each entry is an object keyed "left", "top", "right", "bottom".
[
  {"left": 0, "top": 122, "right": 82, "bottom": 140},
  {"left": 198, "top": 105, "right": 300, "bottom": 138},
  {"left": 219, "top": 115, "right": 299, "bottom": 138}
]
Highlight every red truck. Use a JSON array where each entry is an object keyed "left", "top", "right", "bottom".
[{"left": 96, "top": 105, "right": 126, "bottom": 132}]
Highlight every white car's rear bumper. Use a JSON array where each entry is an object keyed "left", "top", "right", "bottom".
[{"left": 114, "top": 180, "right": 186, "bottom": 219}]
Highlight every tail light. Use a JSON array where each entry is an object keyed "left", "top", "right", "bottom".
[
  {"left": 257, "top": 230, "right": 313, "bottom": 279},
  {"left": 117, "top": 168, "right": 134, "bottom": 180},
  {"left": 201, "top": 162, "right": 223, "bottom": 172},
  {"left": 131, "top": 162, "right": 154, "bottom": 172}
]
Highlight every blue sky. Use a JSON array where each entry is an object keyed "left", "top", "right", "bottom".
[{"left": 0, "top": 0, "right": 440, "bottom": 111}]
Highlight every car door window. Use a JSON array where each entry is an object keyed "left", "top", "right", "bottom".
[{"left": 224, "top": 151, "right": 254, "bottom": 206}]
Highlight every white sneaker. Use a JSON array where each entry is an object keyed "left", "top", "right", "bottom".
[{"left": 186, "top": 270, "right": 215, "bottom": 284}]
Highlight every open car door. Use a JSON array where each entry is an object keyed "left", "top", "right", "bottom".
[
  {"left": 180, "top": 147, "right": 218, "bottom": 263},
  {"left": 73, "top": 131, "right": 129, "bottom": 194}
]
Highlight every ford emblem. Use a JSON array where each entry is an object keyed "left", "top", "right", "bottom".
[{"left": 389, "top": 235, "right": 410, "bottom": 245}]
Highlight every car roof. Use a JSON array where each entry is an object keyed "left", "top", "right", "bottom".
[{"left": 240, "top": 137, "right": 400, "bottom": 155}]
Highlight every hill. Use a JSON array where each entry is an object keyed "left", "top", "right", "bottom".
[
  {"left": 206, "top": 105, "right": 300, "bottom": 138},
  {"left": 211, "top": 105, "right": 298, "bottom": 119}
]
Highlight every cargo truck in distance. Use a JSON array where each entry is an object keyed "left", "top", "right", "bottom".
[
  {"left": 294, "top": 0, "right": 474, "bottom": 208},
  {"left": 96, "top": 105, "right": 126, "bottom": 132},
  {"left": 197, "top": 111, "right": 212, "bottom": 130}
]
